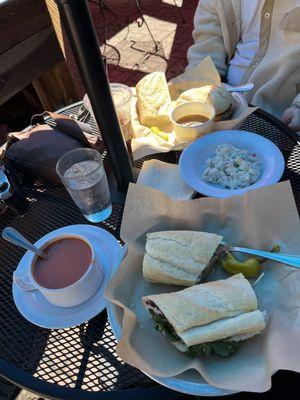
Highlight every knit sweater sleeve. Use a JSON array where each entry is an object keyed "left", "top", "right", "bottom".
[{"left": 186, "top": 0, "right": 228, "bottom": 77}]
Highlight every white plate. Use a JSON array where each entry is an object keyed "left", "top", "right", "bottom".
[
  {"left": 179, "top": 130, "right": 285, "bottom": 198},
  {"left": 13, "top": 225, "right": 125, "bottom": 329},
  {"left": 107, "top": 304, "right": 236, "bottom": 397}
]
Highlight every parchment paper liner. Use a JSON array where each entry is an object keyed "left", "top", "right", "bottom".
[
  {"left": 106, "top": 181, "right": 300, "bottom": 392},
  {"left": 131, "top": 57, "right": 257, "bottom": 160}
]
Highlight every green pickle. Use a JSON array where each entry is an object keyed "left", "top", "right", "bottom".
[
  {"left": 221, "top": 253, "right": 261, "bottom": 278},
  {"left": 221, "top": 245, "right": 280, "bottom": 278}
]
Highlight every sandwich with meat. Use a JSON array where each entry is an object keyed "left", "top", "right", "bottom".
[
  {"left": 143, "top": 231, "right": 224, "bottom": 286},
  {"left": 143, "top": 274, "right": 266, "bottom": 357}
]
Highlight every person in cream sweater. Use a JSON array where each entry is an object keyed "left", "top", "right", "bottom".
[{"left": 187, "top": 0, "right": 300, "bottom": 131}]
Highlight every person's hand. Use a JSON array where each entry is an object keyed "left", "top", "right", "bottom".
[{"left": 282, "top": 105, "right": 300, "bottom": 131}]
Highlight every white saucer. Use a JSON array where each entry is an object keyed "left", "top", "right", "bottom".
[{"left": 13, "top": 225, "right": 126, "bottom": 329}]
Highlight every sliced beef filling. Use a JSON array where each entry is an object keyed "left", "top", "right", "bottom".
[
  {"left": 145, "top": 300, "right": 240, "bottom": 357},
  {"left": 197, "top": 244, "right": 227, "bottom": 283}
]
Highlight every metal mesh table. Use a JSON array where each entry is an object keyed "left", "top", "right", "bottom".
[{"left": 0, "top": 102, "right": 300, "bottom": 399}]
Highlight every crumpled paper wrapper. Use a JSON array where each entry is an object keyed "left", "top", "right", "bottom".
[
  {"left": 131, "top": 57, "right": 257, "bottom": 160},
  {"left": 137, "top": 159, "right": 194, "bottom": 200},
  {"left": 106, "top": 181, "right": 300, "bottom": 393}
]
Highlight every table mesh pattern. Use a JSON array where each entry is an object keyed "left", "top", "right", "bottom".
[
  {"left": 240, "top": 112, "right": 300, "bottom": 208},
  {"left": 1, "top": 103, "right": 300, "bottom": 394},
  {"left": 60, "top": 105, "right": 300, "bottom": 194},
  {"left": 0, "top": 182, "right": 154, "bottom": 392},
  {"left": 58, "top": 104, "right": 178, "bottom": 169}
]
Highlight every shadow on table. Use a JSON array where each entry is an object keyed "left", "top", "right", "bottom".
[
  {"left": 0, "top": 192, "right": 57, "bottom": 382},
  {"left": 76, "top": 312, "right": 300, "bottom": 399},
  {"left": 77, "top": 311, "right": 155, "bottom": 393},
  {"left": 0, "top": 182, "right": 84, "bottom": 387},
  {"left": 0, "top": 240, "right": 50, "bottom": 384}
]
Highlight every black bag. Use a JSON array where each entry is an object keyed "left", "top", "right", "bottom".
[{"left": 2, "top": 112, "right": 103, "bottom": 184}]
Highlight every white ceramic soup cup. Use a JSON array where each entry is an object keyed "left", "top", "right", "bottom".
[
  {"left": 13, "top": 234, "right": 103, "bottom": 308},
  {"left": 170, "top": 101, "right": 215, "bottom": 143}
]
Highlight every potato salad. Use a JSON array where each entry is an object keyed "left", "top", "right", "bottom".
[{"left": 202, "top": 144, "right": 261, "bottom": 189}]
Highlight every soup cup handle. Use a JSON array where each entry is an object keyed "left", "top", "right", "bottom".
[{"left": 13, "top": 271, "right": 36, "bottom": 291}]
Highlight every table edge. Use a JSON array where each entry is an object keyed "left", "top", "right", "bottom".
[{"left": 0, "top": 360, "right": 177, "bottom": 400}]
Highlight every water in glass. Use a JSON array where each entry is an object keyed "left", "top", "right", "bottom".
[{"left": 64, "top": 160, "right": 112, "bottom": 222}]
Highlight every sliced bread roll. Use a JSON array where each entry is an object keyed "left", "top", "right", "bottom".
[
  {"left": 143, "top": 274, "right": 258, "bottom": 333},
  {"left": 144, "top": 274, "right": 266, "bottom": 351},
  {"left": 179, "top": 310, "right": 265, "bottom": 346},
  {"left": 143, "top": 231, "right": 223, "bottom": 286},
  {"left": 176, "top": 85, "right": 234, "bottom": 120},
  {"left": 136, "top": 72, "right": 171, "bottom": 127},
  {"left": 143, "top": 253, "right": 197, "bottom": 286}
]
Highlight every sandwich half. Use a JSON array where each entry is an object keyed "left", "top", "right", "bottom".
[
  {"left": 143, "top": 274, "right": 266, "bottom": 357},
  {"left": 143, "top": 231, "right": 223, "bottom": 286},
  {"left": 176, "top": 85, "right": 234, "bottom": 121}
]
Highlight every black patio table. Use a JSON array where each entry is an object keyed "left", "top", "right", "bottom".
[{"left": 0, "top": 102, "right": 300, "bottom": 400}]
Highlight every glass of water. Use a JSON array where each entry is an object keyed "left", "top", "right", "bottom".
[{"left": 56, "top": 149, "right": 112, "bottom": 222}]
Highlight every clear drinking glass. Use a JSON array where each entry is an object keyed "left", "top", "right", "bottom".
[
  {"left": 56, "top": 149, "right": 112, "bottom": 223},
  {"left": 111, "top": 83, "right": 133, "bottom": 142}
]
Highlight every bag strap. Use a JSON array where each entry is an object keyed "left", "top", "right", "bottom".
[{"left": 30, "top": 111, "right": 99, "bottom": 148}]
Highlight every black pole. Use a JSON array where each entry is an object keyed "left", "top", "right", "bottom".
[{"left": 55, "top": 0, "right": 135, "bottom": 193}]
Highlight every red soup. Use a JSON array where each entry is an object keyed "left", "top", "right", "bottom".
[{"left": 33, "top": 238, "right": 92, "bottom": 289}]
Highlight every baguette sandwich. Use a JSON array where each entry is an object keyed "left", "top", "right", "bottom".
[
  {"left": 143, "top": 231, "right": 223, "bottom": 286},
  {"left": 143, "top": 274, "right": 266, "bottom": 357}
]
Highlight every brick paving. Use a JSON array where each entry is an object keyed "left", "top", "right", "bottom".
[
  {"left": 65, "top": 0, "right": 198, "bottom": 98},
  {"left": 0, "top": 1, "right": 198, "bottom": 399}
]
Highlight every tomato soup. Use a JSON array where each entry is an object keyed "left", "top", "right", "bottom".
[{"left": 33, "top": 238, "right": 92, "bottom": 289}]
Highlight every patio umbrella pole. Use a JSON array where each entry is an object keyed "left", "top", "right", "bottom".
[{"left": 55, "top": 0, "right": 135, "bottom": 199}]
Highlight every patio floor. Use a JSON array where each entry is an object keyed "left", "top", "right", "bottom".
[{"left": 67, "top": 0, "right": 198, "bottom": 97}]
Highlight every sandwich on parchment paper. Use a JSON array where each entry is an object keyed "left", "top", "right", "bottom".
[
  {"left": 143, "top": 274, "right": 266, "bottom": 357},
  {"left": 143, "top": 231, "right": 224, "bottom": 286},
  {"left": 135, "top": 71, "right": 235, "bottom": 130}
]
